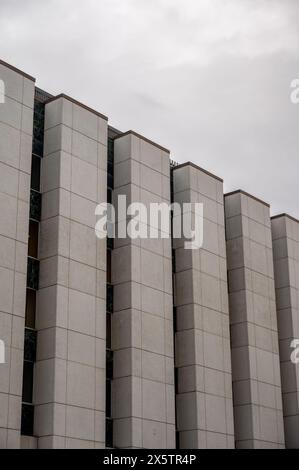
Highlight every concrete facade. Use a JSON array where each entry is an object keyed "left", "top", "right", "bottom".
[
  {"left": 0, "top": 61, "right": 35, "bottom": 448},
  {"left": 0, "top": 59, "right": 298, "bottom": 449},
  {"left": 173, "top": 164, "right": 234, "bottom": 449},
  {"left": 225, "top": 191, "right": 285, "bottom": 448},
  {"left": 111, "top": 132, "right": 176, "bottom": 448},
  {"left": 272, "top": 214, "right": 299, "bottom": 448},
  {"left": 34, "top": 95, "right": 108, "bottom": 448}
]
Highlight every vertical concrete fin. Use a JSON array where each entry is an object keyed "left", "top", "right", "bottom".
[
  {"left": 173, "top": 164, "right": 235, "bottom": 449},
  {"left": 225, "top": 191, "right": 285, "bottom": 449},
  {"left": 34, "top": 95, "right": 108, "bottom": 448}
]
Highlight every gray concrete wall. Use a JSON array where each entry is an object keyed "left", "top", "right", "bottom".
[
  {"left": 0, "top": 60, "right": 35, "bottom": 448},
  {"left": 173, "top": 163, "right": 235, "bottom": 449},
  {"left": 225, "top": 191, "right": 285, "bottom": 448},
  {"left": 111, "top": 132, "right": 176, "bottom": 449},
  {"left": 34, "top": 96, "right": 107, "bottom": 448},
  {"left": 272, "top": 214, "right": 299, "bottom": 448}
]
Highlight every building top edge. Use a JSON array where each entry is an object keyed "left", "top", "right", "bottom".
[
  {"left": 224, "top": 189, "right": 270, "bottom": 208},
  {"left": 172, "top": 161, "right": 223, "bottom": 183},
  {"left": 45, "top": 93, "right": 108, "bottom": 121},
  {"left": 271, "top": 213, "right": 299, "bottom": 224},
  {"left": 0, "top": 58, "right": 36, "bottom": 82},
  {"left": 113, "top": 130, "right": 170, "bottom": 154}
]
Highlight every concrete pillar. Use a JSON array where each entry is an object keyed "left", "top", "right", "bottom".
[
  {"left": 173, "top": 163, "right": 235, "bottom": 449},
  {"left": 111, "top": 131, "right": 175, "bottom": 449},
  {"left": 34, "top": 95, "right": 107, "bottom": 448},
  {"left": 225, "top": 190, "right": 285, "bottom": 448},
  {"left": 0, "top": 60, "right": 35, "bottom": 448},
  {"left": 272, "top": 214, "right": 299, "bottom": 448}
]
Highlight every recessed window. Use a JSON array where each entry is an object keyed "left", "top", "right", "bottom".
[
  {"left": 107, "top": 236, "right": 114, "bottom": 251},
  {"left": 107, "top": 138, "right": 114, "bottom": 190},
  {"left": 30, "top": 155, "right": 41, "bottom": 192},
  {"left": 22, "top": 361, "right": 34, "bottom": 404},
  {"left": 106, "top": 314, "right": 112, "bottom": 350},
  {"left": 24, "top": 328, "right": 37, "bottom": 363},
  {"left": 173, "top": 306, "right": 177, "bottom": 334},
  {"left": 27, "top": 257, "right": 40, "bottom": 290},
  {"left": 21, "top": 403, "right": 34, "bottom": 437},
  {"left": 32, "top": 100, "right": 45, "bottom": 157},
  {"left": 175, "top": 368, "right": 179, "bottom": 392},
  {"left": 106, "top": 350, "right": 113, "bottom": 381},
  {"left": 172, "top": 249, "right": 176, "bottom": 273},
  {"left": 107, "top": 188, "right": 112, "bottom": 205},
  {"left": 106, "top": 284, "right": 113, "bottom": 314},
  {"left": 176, "top": 431, "right": 180, "bottom": 450},
  {"left": 28, "top": 220, "right": 39, "bottom": 259},
  {"left": 25, "top": 289, "right": 36, "bottom": 329},
  {"left": 105, "top": 418, "right": 113, "bottom": 448},
  {"left": 107, "top": 250, "right": 112, "bottom": 284},
  {"left": 30, "top": 190, "right": 42, "bottom": 222},
  {"left": 108, "top": 172, "right": 114, "bottom": 191},
  {"left": 106, "top": 380, "right": 112, "bottom": 419}
]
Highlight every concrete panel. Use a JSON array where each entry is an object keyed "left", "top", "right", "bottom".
[{"left": 272, "top": 214, "right": 299, "bottom": 448}]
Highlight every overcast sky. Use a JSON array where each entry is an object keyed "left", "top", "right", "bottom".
[{"left": 1, "top": 0, "right": 298, "bottom": 216}]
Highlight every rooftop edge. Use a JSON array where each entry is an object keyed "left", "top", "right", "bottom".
[
  {"left": 224, "top": 189, "right": 270, "bottom": 208},
  {"left": 271, "top": 213, "right": 299, "bottom": 224},
  {"left": 113, "top": 130, "right": 170, "bottom": 154},
  {"left": 172, "top": 161, "right": 223, "bottom": 183},
  {"left": 45, "top": 93, "right": 108, "bottom": 121},
  {"left": 0, "top": 58, "right": 35, "bottom": 82}
]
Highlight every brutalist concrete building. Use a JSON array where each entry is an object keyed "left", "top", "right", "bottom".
[{"left": 0, "top": 59, "right": 298, "bottom": 449}]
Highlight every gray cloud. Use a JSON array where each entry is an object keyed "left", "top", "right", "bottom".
[{"left": 1, "top": 0, "right": 298, "bottom": 216}]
